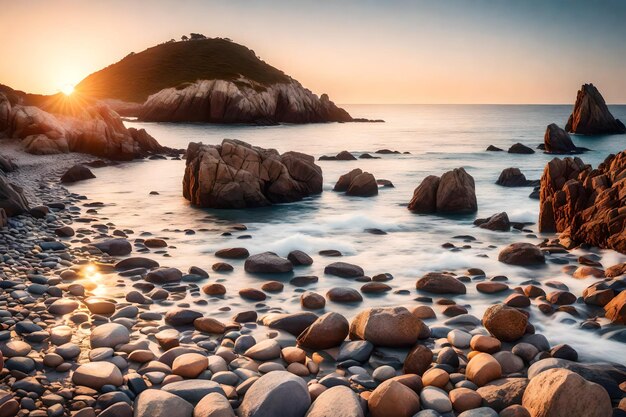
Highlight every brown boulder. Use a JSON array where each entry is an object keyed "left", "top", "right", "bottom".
[
  {"left": 544, "top": 123, "right": 577, "bottom": 154},
  {"left": 498, "top": 243, "right": 545, "bottom": 266},
  {"left": 183, "top": 139, "right": 322, "bottom": 209},
  {"left": 334, "top": 168, "right": 362, "bottom": 192},
  {"left": 60, "top": 164, "right": 95, "bottom": 183},
  {"left": 403, "top": 344, "right": 433, "bottom": 375},
  {"left": 297, "top": 312, "right": 349, "bottom": 349},
  {"left": 346, "top": 172, "right": 378, "bottom": 197},
  {"left": 466, "top": 353, "right": 502, "bottom": 386},
  {"left": 416, "top": 272, "right": 466, "bottom": 294},
  {"left": 482, "top": 304, "right": 528, "bottom": 342},
  {"left": 368, "top": 379, "right": 421, "bottom": 417},
  {"left": 522, "top": 368, "right": 612, "bottom": 417},
  {"left": 565, "top": 83, "right": 626, "bottom": 135},
  {"left": 604, "top": 290, "right": 626, "bottom": 324},
  {"left": 477, "top": 378, "right": 529, "bottom": 411},
  {"left": 349, "top": 306, "right": 426, "bottom": 347},
  {"left": 0, "top": 174, "right": 29, "bottom": 216},
  {"left": 407, "top": 175, "right": 440, "bottom": 213}
]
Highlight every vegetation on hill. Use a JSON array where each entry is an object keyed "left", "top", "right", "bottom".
[{"left": 74, "top": 37, "right": 291, "bottom": 103}]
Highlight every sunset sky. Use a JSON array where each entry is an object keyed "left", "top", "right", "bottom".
[{"left": 1, "top": 0, "right": 625, "bottom": 104}]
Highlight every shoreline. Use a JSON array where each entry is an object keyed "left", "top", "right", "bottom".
[{"left": 0, "top": 143, "right": 625, "bottom": 416}]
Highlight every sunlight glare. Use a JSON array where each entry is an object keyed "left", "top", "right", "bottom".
[{"left": 60, "top": 84, "right": 75, "bottom": 96}]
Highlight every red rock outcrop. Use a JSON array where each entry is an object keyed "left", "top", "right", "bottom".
[
  {"left": 538, "top": 151, "right": 626, "bottom": 253},
  {"left": 408, "top": 168, "right": 477, "bottom": 214},
  {"left": 565, "top": 83, "right": 626, "bottom": 135},
  {"left": 183, "top": 139, "right": 323, "bottom": 208}
]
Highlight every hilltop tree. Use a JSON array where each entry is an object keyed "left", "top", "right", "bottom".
[
  {"left": 181, "top": 35, "right": 189, "bottom": 41},
  {"left": 190, "top": 33, "right": 207, "bottom": 40}
]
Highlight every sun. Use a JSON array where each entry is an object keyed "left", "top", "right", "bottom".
[{"left": 60, "top": 84, "right": 75, "bottom": 96}]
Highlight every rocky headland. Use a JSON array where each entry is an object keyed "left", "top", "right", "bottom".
[{"left": 74, "top": 38, "right": 354, "bottom": 125}]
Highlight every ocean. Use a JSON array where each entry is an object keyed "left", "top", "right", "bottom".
[{"left": 67, "top": 104, "right": 626, "bottom": 363}]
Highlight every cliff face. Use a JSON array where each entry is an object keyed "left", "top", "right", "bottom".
[
  {"left": 538, "top": 151, "right": 625, "bottom": 253},
  {"left": 565, "top": 84, "right": 626, "bottom": 135},
  {"left": 74, "top": 38, "right": 353, "bottom": 124},
  {"left": 140, "top": 79, "right": 351, "bottom": 124}
]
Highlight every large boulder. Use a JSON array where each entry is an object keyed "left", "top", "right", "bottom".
[
  {"left": 476, "top": 378, "right": 529, "bottom": 412},
  {"left": 334, "top": 168, "right": 362, "bottom": 192},
  {"left": 297, "top": 312, "right": 349, "bottom": 349},
  {"left": 368, "top": 379, "right": 421, "bottom": 417},
  {"left": 482, "top": 304, "right": 528, "bottom": 342},
  {"left": 0, "top": 174, "right": 29, "bottom": 216},
  {"left": 544, "top": 124, "right": 577, "bottom": 154},
  {"left": 346, "top": 172, "right": 378, "bottom": 197},
  {"left": 538, "top": 152, "right": 625, "bottom": 252},
  {"left": 72, "top": 361, "right": 123, "bottom": 389},
  {"left": 498, "top": 243, "right": 545, "bottom": 266},
  {"left": 349, "top": 307, "right": 427, "bottom": 347},
  {"left": 565, "top": 83, "right": 626, "bottom": 135},
  {"left": 604, "top": 290, "right": 626, "bottom": 324},
  {"left": 305, "top": 386, "right": 363, "bottom": 417},
  {"left": 238, "top": 371, "right": 310, "bottom": 417},
  {"left": 496, "top": 168, "right": 534, "bottom": 187},
  {"left": 60, "top": 164, "right": 96, "bottom": 183},
  {"left": 407, "top": 175, "right": 440, "bottom": 213},
  {"left": 183, "top": 140, "right": 323, "bottom": 209},
  {"left": 194, "top": 393, "right": 235, "bottom": 417},
  {"left": 416, "top": 272, "right": 466, "bottom": 294},
  {"left": 245, "top": 252, "right": 293, "bottom": 273},
  {"left": 408, "top": 169, "right": 476, "bottom": 214},
  {"left": 134, "top": 389, "right": 194, "bottom": 417},
  {"left": 522, "top": 368, "right": 612, "bottom": 417}
]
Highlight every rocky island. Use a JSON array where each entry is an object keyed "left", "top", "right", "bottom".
[{"left": 74, "top": 38, "right": 353, "bottom": 124}]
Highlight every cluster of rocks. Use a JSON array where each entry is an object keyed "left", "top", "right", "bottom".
[
  {"left": 538, "top": 150, "right": 625, "bottom": 253},
  {"left": 319, "top": 149, "right": 409, "bottom": 161},
  {"left": 138, "top": 78, "right": 353, "bottom": 124},
  {"left": 0, "top": 87, "right": 177, "bottom": 161},
  {"left": 408, "top": 168, "right": 477, "bottom": 214},
  {"left": 183, "top": 140, "right": 323, "bottom": 209},
  {"left": 0, "top": 166, "right": 625, "bottom": 417},
  {"left": 334, "top": 169, "right": 379, "bottom": 197}
]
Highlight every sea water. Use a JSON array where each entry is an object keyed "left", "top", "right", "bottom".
[{"left": 67, "top": 104, "right": 626, "bottom": 363}]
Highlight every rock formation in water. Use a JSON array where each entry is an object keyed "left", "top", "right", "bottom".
[
  {"left": 496, "top": 167, "right": 538, "bottom": 187},
  {"left": 544, "top": 123, "right": 579, "bottom": 154},
  {"left": 0, "top": 85, "right": 168, "bottom": 160},
  {"left": 139, "top": 79, "right": 352, "bottom": 124},
  {"left": 565, "top": 84, "right": 626, "bottom": 135},
  {"left": 74, "top": 38, "right": 353, "bottom": 124},
  {"left": 408, "top": 168, "right": 477, "bottom": 214},
  {"left": 539, "top": 150, "right": 625, "bottom": 253},
  {"left": 334, "top": 169, "right": 378, "bottom": 197},
  {"left": 183, "top": 139, "right": 323, "bottom": 208}
]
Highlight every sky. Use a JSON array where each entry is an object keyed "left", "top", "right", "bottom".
[{"left": 1, "top": 0, "right": 625, "bottom": 104}]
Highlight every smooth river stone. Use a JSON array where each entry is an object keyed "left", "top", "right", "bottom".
[
  {"left": 72, "top": 362, "right": 123, "bottom": 389},
  {"left": 90, "top": 323, "right": 130, "bottom": 348}
]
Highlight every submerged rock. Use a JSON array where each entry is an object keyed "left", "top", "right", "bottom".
[
  {"left": 498, "top": 243, "right": 545, "bottom": 266},
  {"left": 183, "top": 139, "right": 322, "bottom": 209},
  {"left": 474, "top": 212, "right": 510, "bottom": 231},
  {"left": 416, "top": 272, "right": 466, "bottom": 294},
  {"left": 565, "top": 83, "right": 626, "bottom": 135},
  {"left": 245, "top": 252, "right": 293, "bottom": 273}
]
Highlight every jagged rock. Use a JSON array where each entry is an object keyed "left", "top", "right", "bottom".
[
  {"left": 140, "top": 79, "right": 351, "bottom": 124},
  {"left": 604, "top": 290, "right": 626, "bottom": 324},
  {"left": 544, "top": 124, "right": 578, "bottom": 154},
  {"left": 474, "top": 212, "right": 510, "bottom": 231},
  {"left": 538, "top": 152, "right": 625, "bottom": 253},
  {"left": 7, "top": 98, "right": 164, "bottom": 160},
  {"left": 0, "top": 174, "right": 29, "bottom": 216},
  {"left": 408, "top": 168, "right": 476, "bottom": 214},
  {"left": 0, "top": 208, "right": 6, "bottom": 228},
  {"left": 0, "top": 93, "right": 11, "bottom": 133},
  {"left": 127, "top": 127, "right": 164, "bottom": 153},
  {"left": 60, "top": 165, "right": 96, "bottom": 183},
  {"left": 565, "top": 83, "right": 626, "bottom": 135},
  {"left": 183, "top": 139, "right": 322, "bottom": 208},
  {"left": 496, "top": 168, "right": 536, "bottom": 187}
]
